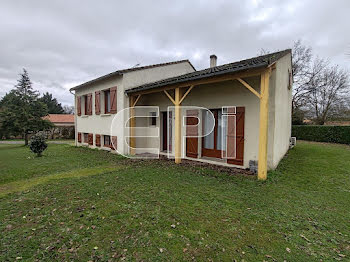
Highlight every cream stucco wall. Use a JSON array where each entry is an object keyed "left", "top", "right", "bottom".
[
  {"left": 271, "top": 53, "right": 293, "bottom": 168},
  {"left": 74, "top": 61, "right": 195, "bottom": 154}
]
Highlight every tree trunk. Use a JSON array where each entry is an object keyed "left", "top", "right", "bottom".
[{"left": 24, "top": 132, "right": 29, "bottom": 146}]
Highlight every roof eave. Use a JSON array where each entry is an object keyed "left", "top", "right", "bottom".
[{"left": 125, "top": 62, "right": 268, "bottom": 95}]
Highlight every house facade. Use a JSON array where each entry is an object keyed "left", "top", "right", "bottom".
[{"left": 71, "top": 50, "right": 293, "bottom": 180}]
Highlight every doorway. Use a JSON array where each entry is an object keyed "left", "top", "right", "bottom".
[{"left": 162, "top": 111, "right": 172, "bottom": 152}]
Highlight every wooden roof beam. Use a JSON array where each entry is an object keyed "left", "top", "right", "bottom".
[{"left": 237, "top": 78, "right": 261, "bottom": 99}]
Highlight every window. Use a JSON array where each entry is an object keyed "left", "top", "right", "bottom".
[
  {"left": 104, "top": 90, "right": 111, "bottom": 113},
  {"left": 104, "top": 135, "right": 111, "bottom": 147},
  {"left": 84, "top": 133, "right": 89, "bottom": 143},
  {"left": 84, "top": 95, "right": 88, "bottom": 115},
  {"left": 150, "top": 112, "right": 156, "bottom": 126}
]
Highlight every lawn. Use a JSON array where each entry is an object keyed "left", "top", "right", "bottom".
[{"left": 0, "top": 142, "right": 349, "bottom": 261}]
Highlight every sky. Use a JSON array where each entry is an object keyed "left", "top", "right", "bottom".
[{"left": 1, "top": 0, "right": 349, "bottom": 106}]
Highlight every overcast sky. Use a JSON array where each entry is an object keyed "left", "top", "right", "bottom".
[{"left": 1, "top": 0, "right": 349, "bottom": 106}]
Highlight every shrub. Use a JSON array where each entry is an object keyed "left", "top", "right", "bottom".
[
  {"left": 292, "top": 125, "right": 350, "bottom": 145},
  {"left": 29, "top": 131, "right": 48, "bottom": 156}
]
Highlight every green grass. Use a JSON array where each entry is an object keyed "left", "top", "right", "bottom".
[{"left": 0, "top": 142, "right": 349, "bottom": 261}]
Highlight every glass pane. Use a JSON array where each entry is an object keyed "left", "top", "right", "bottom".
[
  {"left": 106, "top": 92, "right": 111, "bottom": 112},
  {"left": 217, "top": 111, "right": 227, "bottom": 151},
  {"left": 203, "top": 110, "right": 214, "bottom": 149}
]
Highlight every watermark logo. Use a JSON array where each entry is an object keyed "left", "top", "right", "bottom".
[{"left": 109, "top": 106, "right": 238, "bottom": 160}]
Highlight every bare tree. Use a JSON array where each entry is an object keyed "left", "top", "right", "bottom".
[
  {"left": 291, "top": 40, "right": 313, "bottom": 113},
  {"left": 307, "top": 65, "right": 349, "bottom": 124}
]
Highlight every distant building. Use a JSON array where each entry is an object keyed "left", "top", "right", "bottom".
[{"left": 43, "top": 114, "right": 75, "bottom": 139}]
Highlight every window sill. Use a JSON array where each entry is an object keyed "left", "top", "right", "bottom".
[
  {"left": 80, "top": 115, "right": 88, "bottom": 118},
  {"left": 101, "top": 113, "right": 111, "bottom": 117}
]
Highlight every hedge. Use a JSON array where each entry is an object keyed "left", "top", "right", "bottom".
[{"left": 292, "top": 125, "right": 350, "bottom": 145}]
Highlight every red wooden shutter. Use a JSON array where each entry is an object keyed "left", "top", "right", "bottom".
[
  {"left": 186, "top": 110, "right": 199, "bottom": 158},
  {"left": 88, "top": 133, "right": 93, "bottom": 145},
  {"left": 77, "top": 96, "right": 81, "bottom": 116},
  {"left": 95, "top": 134, "right": 101, "bottom": 147},
  {"left": 227, "top": 107, "right": 245, "bottom": 166},
  {"left": 78, "top": 132, "right": 82, "bottom": 143},
  {"left": 110, "top": 87, "right": 117, "bottom": 114},
  {"left": 88, "top": 93, "right": 93, "bottom": 115},
  {"left": 95, "top": 91, "right": 101, "bottom": 115},
  {"left": 111, "top": 136, "right": 117, "bottom": 150}
]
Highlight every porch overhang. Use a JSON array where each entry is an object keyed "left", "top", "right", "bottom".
[{"left": 127, "top": 49, "right": 291, "bottom": 180}]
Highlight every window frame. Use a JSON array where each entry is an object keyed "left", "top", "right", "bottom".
[
  {"left": 83, "top": 133, "right": 89, "bottom": 143},
  {"left": 84, "top": 95, "right": 88, "bottom": 115},
  {"left": 104, "top": 135, "right": 111, "bottom": 147},
  {"left": 104, "top": 89, "right": 111, "bottom": 114}
]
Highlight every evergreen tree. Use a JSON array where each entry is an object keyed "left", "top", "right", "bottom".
[
  {"left": 0, "top": 69, "right": 52, "bottom": 145},
  {"left": 39, "top": 92, "right": 64, "bottom": 114}
]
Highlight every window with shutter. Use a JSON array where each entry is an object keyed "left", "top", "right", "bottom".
[
  {"left": 95, "top": 91, "right": 101, "bottom": 115},
  {"left": 95, "top": 134, "right": 101, "bottom": 147},
  {"left": 111, "top": 136, "right": 117, "bottom": 150},
  {"left": 110, "top": 87, "right": 117, "bottom": 114},
  {"left": 227, "top": 107, "right": 245, "bottom": 166},
  {"left": 88, "top": 93, "right": 93, "bottom": 115},
  {"left": 88, "top": 133, "right": 93, "bottom": 145}
]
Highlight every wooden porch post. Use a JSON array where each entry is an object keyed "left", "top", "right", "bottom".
[
  {"left": 174, "top": 87, "right": 181, "bottom": 163},
  {"left": 129, "top": 96, "right": 136, "bottom": 155},
  {"left": 258, "top": 69, "right": 270, "bottom": 180}
]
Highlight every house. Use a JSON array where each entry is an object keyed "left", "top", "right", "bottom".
[
  {"left": 70, "top": 50, "right": 292, "bottom": 180},
  {"left": 43, "top": 114, "right": 75, "bottom": 139}
]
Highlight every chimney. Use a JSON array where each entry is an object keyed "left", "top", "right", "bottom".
[{"left": 210, "top": 54, "right": 217, "bottom": 67}]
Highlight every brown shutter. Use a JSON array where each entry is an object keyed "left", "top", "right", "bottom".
[
  {"left": 110, "top": 87, "right": 117, "bottom": 114},
  {"left": 95, "top": 91, "right": 101, "bottom": 115},
  {"left": 77, "top": 96, "right": 81, "bottom": 116},
  {"left": 95, "top": 134, "right": 101, "bottom": 147},
  {"left": 88, "top": 133, "right": 93, "bottom": 145},
  {"left": 186, "top": 110, "right": 199, "bottom": 158},
  {"left": 78, "top": 132, "right": 82, "bottom": 143},
  {"left": 88, "top": 93, "right": 93, "bottom": 115},
  {"left": 227, "top": 107, "right": 244, "bottom": 166},
  {"left": 111, "top": 136, "right": 117, "bottom": 150}
]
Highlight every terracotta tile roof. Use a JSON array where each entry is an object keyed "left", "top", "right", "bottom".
[
  {"left": 70, "top": 59, "right": 196, "bottom": 91},
  {"left": 125, "top": 49, "right": 291, "bottom": 94},
  {"left": 43, "top": 114, "right": 74, "bottom": 124}
]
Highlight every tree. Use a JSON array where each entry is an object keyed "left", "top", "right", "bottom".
[
  {"left": 259, "top": 40, "right": 350, "bottom": 124},
  {"left": 307, "top": 65, "right": 349, "bottom": 124},
  {"left": 63, "top": 105, "right": 75, "bottom": 114},
  {"left": 0, "top": 69, "right": 53, "bottom": 145},
  {"left": 39, "top": 92, "right": 64, "bottom": 114}
]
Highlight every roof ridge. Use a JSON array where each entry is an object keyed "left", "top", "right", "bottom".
[{"left": 70, "top": 59, "right": 195, "bottom": 91}]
